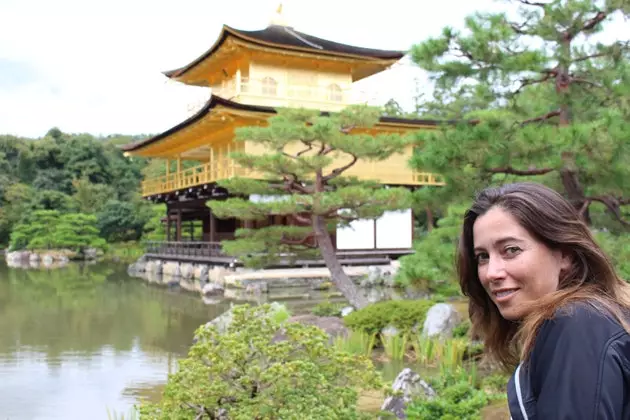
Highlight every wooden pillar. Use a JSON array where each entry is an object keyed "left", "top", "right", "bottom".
[
  {"left": 176, "top": 208, "right": 182, "bottom": 241},
  {"left": 166, "top": 211, "right": 171, "bottom": 241},
  {"left": 209, "top": 208, "right": 216, "bottom": 242},
  {"left": 202, "top": 212, "right": 210, "bottom": 242}
]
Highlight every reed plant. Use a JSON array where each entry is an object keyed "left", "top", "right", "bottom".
[
  {"left": 380, "top": 333, "right": 409, "bottom": 361},
  {"left": 333, "top": 330, "right": 377, "bottom": 357},
  {"left": 412, "top": 336, "right": 468, "bottom": 371},
  {"left": 106, "top": 407, "right": 139, "bottom": 420}
]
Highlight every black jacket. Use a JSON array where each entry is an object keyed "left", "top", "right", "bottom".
[{"left": 507, "top": 302, "right": 630, "bottom": 420}]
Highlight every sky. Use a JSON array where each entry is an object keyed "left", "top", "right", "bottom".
[{"left": 0, "top": 0, "right": 624, "bottom": 138}]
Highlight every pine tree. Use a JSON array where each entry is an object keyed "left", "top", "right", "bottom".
[
  {"left": 410, "top": 0, "right": 630, "bottom": 226},
  {"left": 209, "top": 105, "right": 413, "bottom": 309}
]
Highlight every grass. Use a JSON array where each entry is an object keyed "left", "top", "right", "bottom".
[
  {"left": 106, "top": 407, "right": 139, "bottom": 420},
  {"left": 333, "top": 330, "right": 377, "bottom": 356}
]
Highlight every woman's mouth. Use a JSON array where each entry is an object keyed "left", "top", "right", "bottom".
[{"left": 493, "top": 288, "right": 519, "bottom": 302}]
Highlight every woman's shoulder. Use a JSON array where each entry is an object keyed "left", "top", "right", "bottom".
[{"left": 532, "top": 300, "right": 630, "bottom": 359}]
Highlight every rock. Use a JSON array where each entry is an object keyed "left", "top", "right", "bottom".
[
  {"left": 244, "top": 281, "right": 269, "bottom": 294},
  {"left": 180, "top": 263, "right": 194, "bottom": 280},
  {"left": 422, "top": 303, "right": 461, "bottom": 339},
  {"left": 202, "top": 282, "right": 225, "bottom": 297},
  {"left": 380, "top": 368, "right": 437, "bottom": 419},
  {"left": 311, "top": 279, "right": 333, "bottom": 291},
  {"left": 42, "top": 255, "right": 54, "bottom": 266},
  {"left": 340, "top": 306, "right": 354, "bottom": 317},
  {"left": 203, "top": 302, "right": 287, "bottom": 336},
  {"left": 381, "top": 325, "right": 399, "bottom": 338},
  {"left": 29, "top": 253, "right": 40, "bottom": 262},
  {"left": 209, "top": 266, "right": 228, "bottom": 286},
  {"left": 83, "top": 248, "right": 100, "bottom": 260},
  {"left": 286, "top": 314, "right": 350, "bottom": 340},
  {"left": 199, "top": 264, "right": 210, "bottom": 282}
]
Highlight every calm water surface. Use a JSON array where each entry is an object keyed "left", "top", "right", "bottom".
[{"left": 0, "top": 261, "right": 233, "bottom": 420}]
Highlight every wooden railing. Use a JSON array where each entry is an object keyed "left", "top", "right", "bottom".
[
  {"left": 141, "top": 161, "right": 445, "bottom": 197},
  {"left": 141, "top": 159, "right": 247, "bottom": 197},
  {"left": 146, "top": 241, "right": 225, "bottom": 258}
]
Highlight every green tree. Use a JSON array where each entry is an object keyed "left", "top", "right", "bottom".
[
  {"left": 139, "top": 304, "right": 382, "bottom": 419},
  {"left": 209, "top": 106, "right": 412, "bottom": 309},
  {"left": 410, "top": 0, "right": 630, "bottom": 226},
  {"left": 96, "top": 199, "right": 150, "bottom": 242},
  {"left": 9, "top": 210, "right": 106, "bottom": 252}
]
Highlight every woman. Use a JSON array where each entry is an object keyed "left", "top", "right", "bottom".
[{"left": 458, "top": 182, "right": 630, "bottom": 419}]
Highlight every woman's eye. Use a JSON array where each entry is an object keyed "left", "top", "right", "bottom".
[
  {"left": 475, "top": 253, "right": 489, "bottom": 263},
  {"left": 505, "top": 246, "right": 521, "bottom": 255}
]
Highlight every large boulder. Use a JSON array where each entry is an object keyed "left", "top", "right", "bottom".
[
  {"left": 286, "top": 314, "right": 350, "bottom": 340},
  {"left": 422, "top": 303, "right": 462, "bottom": 339},
  {"left": 380, "top": 368, "right": 437, "bottom": 419}
]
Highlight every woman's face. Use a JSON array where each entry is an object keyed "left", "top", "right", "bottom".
[{"left": 472, "top": 206, "right": 570, "bottom": 321}]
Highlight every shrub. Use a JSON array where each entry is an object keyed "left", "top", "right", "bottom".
[
  {"left": 405, "top": 367, "right": 490, "bottom": 420},
  {"left": 343, "top": 300, "right": 435, "bottom": 335},
  {"left": 395, "top": 204, "right": 467, "bottom": 294},
  {"left": 139, "top": 304, "right": 382, "bottom": 419}
]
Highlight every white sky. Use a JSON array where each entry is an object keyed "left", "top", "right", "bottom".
[{"left": 0, "top": 0, "right": 624, "bottom": 138}]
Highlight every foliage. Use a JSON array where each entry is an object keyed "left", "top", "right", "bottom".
[
  {"left": 96, "top": 200, "right": 152, "bottom": 242},
  {"left": 0, "top": 130, "right": 149, "bottom": 246},
  {"left": 410, "top": 0, "right": 630, "bottom": 228},
  {"left": 139, "top": 304, "right": 382, "bottom": 419},
  {"left": 406, "top": 366, "right": 499, "bottom": 420},
  {"left": 343, "top": 300, "right": 435, "bottom": 335},
  {"left": 595, "top": 230, "right": 630, "bottom": 280},
  {"left": 396, "top": 204, "right": 466, "bottom": 294},
  {"left": 210, "top": 105, "right": 413, "bottom": 308},
  {"left": 9, "top": 210, "right": 106, "bottom": 252}
]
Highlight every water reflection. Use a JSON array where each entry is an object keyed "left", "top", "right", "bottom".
[
  {"left": 0, "top": 261, "right": 430, "bottom": 419},
  {"left": 0, "top": 262, "right": 228, "bottom": 419}
]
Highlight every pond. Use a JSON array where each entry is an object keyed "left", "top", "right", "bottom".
[
  {"left": 0, "top": 261, "right": 237, "bottom": 419},
  {"left": 0, "top": 261, "right": 510, "bottom": 419},
  {"left": 0, "top": 261, "right": 410, "bottom": 419}
]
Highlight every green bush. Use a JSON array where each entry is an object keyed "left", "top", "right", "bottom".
[
  {"left": 343, "top": 300, "right": 435, "bottom": 335},
  {"left": 139, "top": 304, "right": 382, "bottom": 419},
  {"left": 405, "top": 367, "right": 491, "bottom": 420},
  {"left": 395, "top": 204, "right": 467, "bottom": 295}
]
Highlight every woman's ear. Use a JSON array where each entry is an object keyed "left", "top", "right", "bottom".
[{"left": 559, "top": 248, "right": 573, "bottom": 273}]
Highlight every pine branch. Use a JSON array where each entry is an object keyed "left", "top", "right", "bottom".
[
  {"left": 487, "top": 166, "right": 555, "bottom": 176},
  {"left": 572, "top": 51, "right": 609, "bottom": 63},
  {"left": 570, "top": 77, "right": 603, "bottom": 88},
  {"left": 514, "top": 71, "right": 556, "bottom": 95},
  {"left": 297, "top": 142, "right": 314, "bottom": 157},
  {"left": 580, "top": 11, "right": 608, "bottom": 33},
  {"left": 291, "top": 213, "right": 312, "bottom": 225},
  {"left": 514, "top": 0, "right": 548, "bottom": 8},
  {"left": 322, "top": 154, "right": 359, "bottom": 182},
  {"left": 588, "top": 195, "right": 630, "bottom": 227},
  {"left": 519, "top": 109, "right": 561, "bottom": 126},
  {"left": 280, "top": 233, "right": 317, "bottom": 248}
]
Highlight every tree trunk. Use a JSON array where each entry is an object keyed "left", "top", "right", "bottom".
[
  {"left": 426, "top": 206, "right": 434, "bottom": 233},
  {"left": 312, "top": 215, "right": 369, "bottom": 309},
  {"left": 556, "top": 50, "right": 590, "bottom": 223}
]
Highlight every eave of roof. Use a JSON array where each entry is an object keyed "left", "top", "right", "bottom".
[
  {"left": 121, "top": 96, "right": 454, "bottom": 153},
  {"left": 163, "top": 24, "right": 406, "bottom": 79}
]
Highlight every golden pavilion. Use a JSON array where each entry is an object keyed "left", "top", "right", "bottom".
[{"left": 122, "top": 6, "right": 444, "bottom": 264}]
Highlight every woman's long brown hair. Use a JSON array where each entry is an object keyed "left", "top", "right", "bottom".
[{"left": 458, "top": 182, "right": 630, "bottom": 371}]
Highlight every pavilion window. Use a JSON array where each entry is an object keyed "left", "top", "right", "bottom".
[
  {"left": 327, "top": 83, "right": 343, "bottom": 102},
  {"left": 262, "top": 77, "right": 278, "bottom": 95}
]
